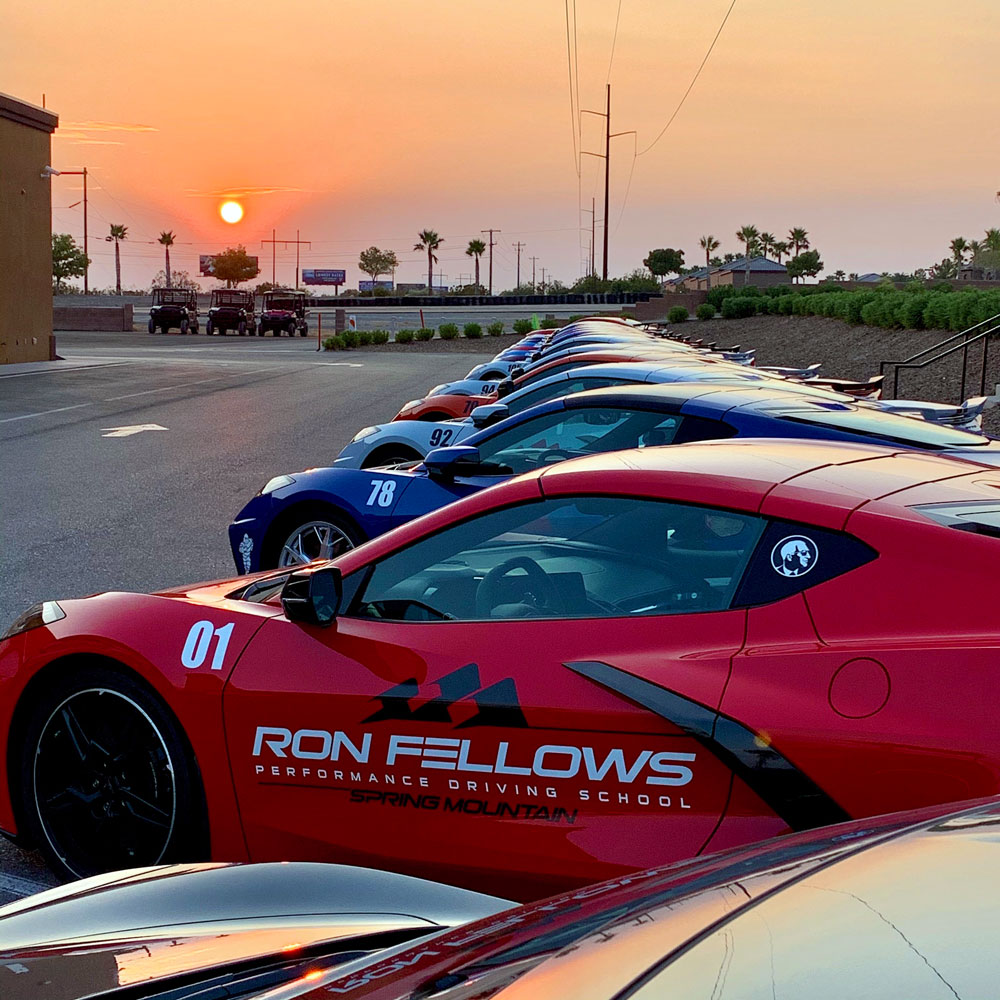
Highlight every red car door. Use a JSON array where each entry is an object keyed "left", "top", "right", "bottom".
[{"left": 223, "top": 493, "right": 762, "bottom": 900}]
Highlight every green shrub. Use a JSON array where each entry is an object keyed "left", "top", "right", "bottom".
[
  {"left": 439, "top": 323, "right": 459, "bottom": 340},
  {"left": 536, "top": 318, "right": 560, "bottom": 330},
  {"left": 705, "top": 285, "right": 740, "bottom": 311},
  {"left": 720, "top": 296, "right": 760, "bottom": 320},
  {"left": 370, "top": 330, "right": 390, "bottom": 344},
  {"left": 667, "top": 305, "right": 689, "bottom": 324},
  {"left": 463, "top": 322, "right": 483, "bottom": 339},
  {"left": 512, "top": 318, "right": 534, "bottom": 335},
  {"left": 695, "top": 303, "right": 716, "bottom": 321},
  {"left": 356, "top": 330, "right": 373, "bottom": 346},
  {"left": 487, "top": 321, "right": 505, "bottom": 336},
  {"left": 322, "top": 336, "right": 342, "bottom": 350},
  {"left": 395, "top": 329, "right": 414, "bottom": 344},
  {"left": 415, "top": 327, "right": 434, "bottom": 341},
  {"left": 340, "top": 330, "right": 359, "bottom": 348}
]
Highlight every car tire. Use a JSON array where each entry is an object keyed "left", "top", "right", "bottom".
[
  {"left": 264, "top": 504, "right": 363, "bottom": 569},
  {"left": 250, "top": 322, "right": 258, "bottom": 336},
  {"left": 287, "top": 321, "right": 297, "bottom": 337},
  {"left": 206, "top": 319, "right": 214, "bottom": 335},
  {"left": 191, "top": 322, "right": 200, "bottom": 334},
  {"left": 238, "top": 320, "right": 247, "bottom": 336},
  {"left": 147, "top": 318, "right": 156, "bottom": 334},
  {"left": 17, "top": 664, "right": 207, "bottom": 882},
  {"left": 299, "top": 323, "right": 309, "bottom": 337},
  {"left": 179, "top": 318, "right": 190, "bottom": 335}
]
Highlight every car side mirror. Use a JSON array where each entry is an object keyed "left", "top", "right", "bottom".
[
  {"left": 470, "top": 403, "right": 509, "bottom": 428},
  {"left": 281, "top": 566, "right": 342, "bottom": 626},
  {"left": 424, "top": 445, "right": 482, "bottom": 480},
  {"left": 496, "top": 378, "right": 515, "bottom": 398}
]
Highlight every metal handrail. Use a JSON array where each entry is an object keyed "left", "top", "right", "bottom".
[
  {"left": 879, "top": 312, "right": 1000, "bottom": 376},
  {"left": 882, "top": 318, "right": 1000, "bottom": 399}
]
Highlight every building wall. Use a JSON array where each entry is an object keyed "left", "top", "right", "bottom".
[{"left": 0, "top": 95, "right": 58, "bottom": 364}]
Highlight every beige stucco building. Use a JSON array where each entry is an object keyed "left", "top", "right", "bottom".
[{"left": 0, "top": 92, "right": 58, "bottom": 364}]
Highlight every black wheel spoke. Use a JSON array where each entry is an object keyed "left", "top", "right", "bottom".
[
  {"left": 59, "top": 705, "right": 91, "bottom": 761},
  {"left": 120, "top": 788, "right": 172, "bottom": 828}
]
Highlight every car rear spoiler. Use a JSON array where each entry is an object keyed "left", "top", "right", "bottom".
[
  {"left": 807, "top": 375, "right": 885, "bottom": 399},
  {"left": 881, "top": 395, "right": 992, "bottom": 431},
  {"left": 758, "top": 362, "right": 823, "bottom": 379}
]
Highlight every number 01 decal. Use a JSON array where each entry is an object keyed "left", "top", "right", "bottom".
[{"left": 181, "top": 620, "right": 236, "bottom": 670}]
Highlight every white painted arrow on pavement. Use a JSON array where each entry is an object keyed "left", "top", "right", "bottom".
[{"left": 101, "top": 423, "right": 168, "bottom": 438}]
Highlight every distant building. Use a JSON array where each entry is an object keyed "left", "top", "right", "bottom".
[
  {"left": 672, "top": 256, "right": 788, "bottom": 292},
  {"left": 854, "top": 273, "right": 884, "bottom": 284},
  {"left": 1, "top": 91, "right": 58, "bottom": 363}
]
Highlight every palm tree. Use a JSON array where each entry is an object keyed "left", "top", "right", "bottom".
[
  {"left": 788, "top": 227, "right": 809, "bottom": 256},
  {"left": 465, "top": 238, "right": 486, "bottom": 291},
  {"left": 699, "top": 235, "right": 720, "bottom": 290},
  {"left": 772, "top": 240, "right": 790, "bottom": 263},
  {"left": 832, "top": 269, "right": 846, "bottom": 282},
  {"left": 414, "top": 229, "right": 443, "bottom": 291},
  {"left": 107, "top": 224, "right": 128, "bottom": 295},
  {"left": 158, "top": 230, "right": 176, "bottom": 288},
  {"left": 758, "top": 232, "right": 776, "bottom": 260},
  {"left": 984, "top": 229, "right": 1000, "bottom": 254},
  {"left": 736, "top": 225, "right": 760, "bottom": 285}
]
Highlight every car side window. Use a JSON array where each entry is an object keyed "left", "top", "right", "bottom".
[
  {"left": 731, "top": 519, "right": 877, "bottom": 607},
  {"left": 348, "top": 496, "right": 765, "bottom": 622},
  {"left": 507, "top": 377, "right": 621, "bottom": 415}
]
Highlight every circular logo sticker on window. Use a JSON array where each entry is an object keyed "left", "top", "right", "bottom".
[{"left": 770, "top": 535, "right": 819, "bottom": 578}]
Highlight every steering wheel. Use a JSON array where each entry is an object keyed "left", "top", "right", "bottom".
[
  {"left": 537, "top": 448, "right": 576, "bottom": 466},
  {"left": 476, "top": 556, "right": 562, "bottom": 618}
]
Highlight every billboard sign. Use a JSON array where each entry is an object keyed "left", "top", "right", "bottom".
[
  {"left": 302, "top": 269, "right": 347, "bottom": 286},
  {"left": 358, "top": 280, "right": 394, "bottom": 292},
  {"left": 199, "top": 254, "right": 259, "bottom": 277}
]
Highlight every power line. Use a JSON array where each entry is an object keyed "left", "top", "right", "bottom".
[
  {"left": 564, "top": 0, "right": 581, "bottom": 177},
  {"left": 606, "top": 0, "right": 624, "bottom": 84},
  {"left": 638, "top": 0, "right": 739, "bottom": 156}
]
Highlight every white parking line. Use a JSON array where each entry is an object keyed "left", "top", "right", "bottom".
[
  {"left": 0, "top": 403, "right": 91, "bottom": 424},
  {"left": 0, "top": 362, "right": 130, "bottom": 380},
  {"left": 105, "top": 376, "right": 227, "bottom": 401}
]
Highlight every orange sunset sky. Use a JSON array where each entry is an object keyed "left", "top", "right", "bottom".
[{"left": 5, "top": 0, "right": 1000, "bottom": 290}]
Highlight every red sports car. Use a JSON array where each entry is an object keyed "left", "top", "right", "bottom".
[{"left": 3, "top": 438, "right": 1000, "bottom": 899}]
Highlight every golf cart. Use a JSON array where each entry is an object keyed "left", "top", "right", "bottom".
[
  {"left": 258, "top": 289, "right": 309, "bottom": 337},
  {"left": 206, "top": 289, "right": 256, "bottom": 336},
  {"left": 148, "top": 287, "right": 199, "bottom": 334}
]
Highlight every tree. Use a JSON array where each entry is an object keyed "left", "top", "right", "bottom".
[
  {"left": 465, "top": 239, "right": 486, "bottom": 290},
  {"left": 211, "top": 245, "right": 260, "bottom": 287},
  {"left": 107, "top": 223, "right": 128, "bottom": 295},
  {"left": 698, "top": 236, "right": 720, "bottom": 290},
  {"left": 52, "top": 232, "right": 89, "bottom": 293},
  {"left": 414, "top": 229, "right": 443, "bottom": 291},
  {"left": 758, "top": 231, "right": 776, "bottom": 259},
  {"left": 786, "top": 249, "right": 824, "bottom": 282},
  {"left": 358, "top": 246, "right": 398, "bottom": 288},
  {"left": 832, "top": 269, "right": 846, "bottom": 281},
  {"left": 152, "top": 269, "right": 198, "bottom": 290},
  {"left": 158, "top": 230, "right": 176, "bottom": 287},
  {"left": 773, "top": 240, "right": 790, "bottom": 263},
  {"left": 929, "top": 258, "right": 957, "bottom": 279},
  {"left": 643, "top": 248, "right": 685, "bottom": 283},
  {"left": 735, "top": 225, "right": 760, "bottom": 283},
  {"left": 949, "top": 237, "right": 968, "bottom": 272},
  {"left": 788, "top": 227, "right": 810, "bottom": 256}
]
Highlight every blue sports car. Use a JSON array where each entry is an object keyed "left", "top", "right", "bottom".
[{"left": 228, "top": 383, "right": 1000, "bottom": 572}]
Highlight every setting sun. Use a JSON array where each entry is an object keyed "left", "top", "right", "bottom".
[{"left": 219, "top": 200, "right": 243, "bottom": 224}]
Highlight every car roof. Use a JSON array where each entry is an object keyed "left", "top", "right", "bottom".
[{"left": 536, "top": 437, "right": 999, "bottom": 516}]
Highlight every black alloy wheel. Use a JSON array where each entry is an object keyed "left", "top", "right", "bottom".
[{"left": 20, "top": 667, "right": 205, "bottom": 881}]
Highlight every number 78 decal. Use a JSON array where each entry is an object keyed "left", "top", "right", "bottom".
[
  {"left": 367, "top": 479, "right": 397, "bottom": 507},
  {"left": 182, "top": 620, "right": 236, "bottom": 670}
]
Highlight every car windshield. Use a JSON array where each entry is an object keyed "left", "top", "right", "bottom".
[
  {"left": 214, "top": 292, "right": 246, "bottom": 306},
  {"left": 155, "top": 290, "right": 190, "bottom": 304},
  {"left": 267, "top": 298, "right": 298, "bottom": 310}
]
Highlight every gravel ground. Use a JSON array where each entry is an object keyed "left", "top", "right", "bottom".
[{"left": 346, "top": 316, "right": 1000, "bottom": 435}]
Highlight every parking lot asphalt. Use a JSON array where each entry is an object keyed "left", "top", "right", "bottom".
[{"left": 0, "top": 331, "right": 477, "bottom": 900}]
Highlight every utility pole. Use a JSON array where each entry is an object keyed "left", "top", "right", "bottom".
[
  {"left": 530, "top": 255, "right": 538, "bottom": 290},
  {"left": 581, "top": 84, "right": 635, "bottom": 281},
  {"left": 513, "top": 241, "right": 526, "bottom": 289},
  {"left": 481, "top": 228, "right": 500, "bottom": 295},
  {"left": 59, "top": 168, "right": 89, "bottom": 293},
  {"left": 540, "top": 267, "right": 548, "bottom": 293},
  {"left": 582, "top": 198, "right": 598, "bottom": 277},
  {"left": 260, "top": 231, "right": 311, "bottom": 287}
]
